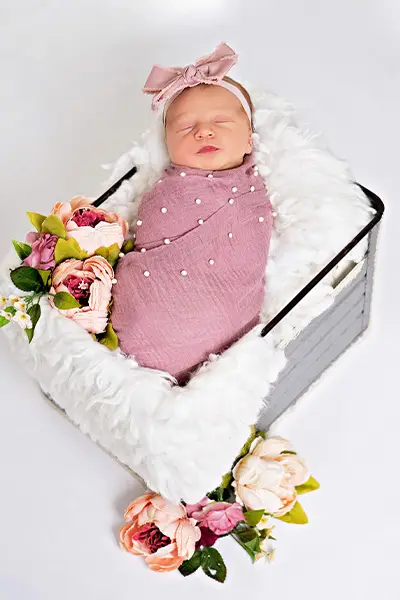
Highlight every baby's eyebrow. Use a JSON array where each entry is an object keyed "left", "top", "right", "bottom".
[{"left": 169, "top": 112, "right": 194, "bottom": 125}]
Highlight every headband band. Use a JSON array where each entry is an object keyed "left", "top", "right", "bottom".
[{"left": 162, "top": 79, "right": 252, "bottom": 124}]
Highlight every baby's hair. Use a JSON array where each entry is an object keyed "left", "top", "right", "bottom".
[{"left": 222, "top": 75, "right": 254, "bottom": 130}]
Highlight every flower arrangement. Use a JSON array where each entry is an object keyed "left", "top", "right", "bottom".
[
  {"left": 120, "top": 427, "right": 320, "bottom": 583},
  {"left": 1, "top": 197, "right": 320, "bottom": 583},
  {"left": 0, "top": 196, "right": 131, "bottom": 346}
]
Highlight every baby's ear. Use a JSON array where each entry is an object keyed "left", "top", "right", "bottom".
[{"left": 246, "top": 133, "right": 253, "bottom": 154}]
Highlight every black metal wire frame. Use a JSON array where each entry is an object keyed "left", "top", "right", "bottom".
[{"left": 92, "top": 169, "right": 385, "bottom": 339}]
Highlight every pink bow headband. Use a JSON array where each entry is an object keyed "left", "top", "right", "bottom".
[{"left": 142, "top": 42, "right": 252, "bottom": 123}]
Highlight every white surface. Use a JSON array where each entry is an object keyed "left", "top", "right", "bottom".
[{"left": 0, "top": 1, "right": 398, "bottom": 598}]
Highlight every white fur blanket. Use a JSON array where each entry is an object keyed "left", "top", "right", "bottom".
[{"left": 0, "top": 88, "right": 372, "bottom": 503}]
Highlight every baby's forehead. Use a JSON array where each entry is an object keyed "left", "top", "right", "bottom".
[{"left": 166, "top": 85, "right": 242, "bottom": 122}]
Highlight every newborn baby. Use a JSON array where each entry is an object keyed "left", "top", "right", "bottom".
[{"left": 111, "top": 43, "right": 273, "bottom": 384}]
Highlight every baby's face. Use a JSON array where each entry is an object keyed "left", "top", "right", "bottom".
[{"left": 165, "top": 84, "right": 252, "bottom": 171}]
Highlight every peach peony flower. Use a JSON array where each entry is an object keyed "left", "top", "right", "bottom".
[
  {"left": 49, "top": 255, "right": 114, "bottom": 334},
  {"left": 51, "top": 195, "right": 92, "bottom": 225},
  {"left": 232, "top": 436, "right": 310, "bottom": 517},
  {"left": 51, "top": 195, "right": 129, "bottom": 255},
  {"left": 120, "top": 492, "right": 201, "bottom": 573}
]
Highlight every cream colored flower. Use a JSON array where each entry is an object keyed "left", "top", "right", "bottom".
[
  {"left": 0, "top": 295, "right": 7, "bottom": 310},
  {"left": 256, "top": 514, "right": 271, "bottom": 530},
  {"left": 7, "top": 295, "right": 20, "bottom": 305},
  {"left": 12, "top": 311, "right": 32, "bottom": 329},
  {"left": 255, "top": 538, "right": 276, "bottom": 563},
  {"left": 0, "top": 310, "right": 12, "bottom": 321},
  {"left": 232, "top": 436, "right": 310, "bottom": 517},
  {"left": 14, "top": 300, "right": 27, "bottom": 312}
]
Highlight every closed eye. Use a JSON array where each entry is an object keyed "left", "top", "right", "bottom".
[
  {"left": 177, "top": 125, "right": 194, "bottom": 133},
  {"left": 215, "top": 119, "right": 234, "bottom": 124}
]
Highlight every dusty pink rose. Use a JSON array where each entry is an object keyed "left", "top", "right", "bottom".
[
  {"left": 24, "top": 232, "right": 58, "bottom": 270},
  {"left": 49, "top": 255, "right": 114, "bottom": 334},
  {"left": 191, "top": 501, "right": 244, "bottom": 536},
  {"left": 232, "top": 436, "right": 310, "bottom": 517},
  {"left": 120, "top": 492, "right": 201, "bottom": 573},
  {"left": 51, "top": 195, "right": 129, "bottom": 255},
  {"left": 185, "top": 497, "right": 210, "bottom": 518}
]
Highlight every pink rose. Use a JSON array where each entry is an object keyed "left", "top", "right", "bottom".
[
  {"left": 51, "top": 195, "right": 129, "bottom": 255},
  {"left": 24, "top": 232, "right": 58, "bottom": 270},
  {"left": 49, "top": 255, "right": 114, "bottom": 334},
  {"left": 120, "top": 492, "right": 201, "bottom": 573},
  {"left": 191, "top": 501, "right": 245, "bottom": 536},
  {"left": 185, "top": 496, "right": 210, "bottom": 518}
]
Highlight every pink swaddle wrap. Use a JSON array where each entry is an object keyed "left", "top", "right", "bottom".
[{"left": 111, "top": 153, "right": 273, "bottom": 383}]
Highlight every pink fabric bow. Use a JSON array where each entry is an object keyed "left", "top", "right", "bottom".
[{"left": 142, "top": 42, "right": 238, "bottom": 111}]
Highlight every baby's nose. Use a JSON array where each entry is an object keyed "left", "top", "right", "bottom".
[{"left": 194, "top": 125, "right": 215, "bottom": 140}]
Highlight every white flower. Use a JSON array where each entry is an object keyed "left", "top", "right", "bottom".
[
  {"left": 232, "top": 436, "right": 310, "bottom": 516},
  {"left": 8, "top": 295, "right": 20, "bottom": 305},
  {"left": 12, "top": 311, "right": 32, "bottom": 329},
  {"left": 0, "top": 310, "right": 12, "bottom": 321},
  {"left": 0, "top": 295, "right": 7, "bottom": 310},
  {"left": 255, "top": 538, "right": 276, "bottom": 564},
  {"left": 14, "top": 300, "right": 27, "bottom": 312},
  {"left": 256, "top": 514, "right": 271, "bottom": 530},
  {"left": 262, "top": 539, "right": 276, "bottom": 563}
]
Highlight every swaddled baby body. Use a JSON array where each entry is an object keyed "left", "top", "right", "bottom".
[{"left": 111, "top": 43, "right": 273, "bottom": 384}]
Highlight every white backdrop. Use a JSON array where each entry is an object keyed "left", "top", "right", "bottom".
[{"left": 1, "top": 1, "right": 399, "bottom": 598}]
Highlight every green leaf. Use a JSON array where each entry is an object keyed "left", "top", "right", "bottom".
[
  {"left": 94, "top": 243, "right": 121, "bottom": 267},
  {"left": 0, "top": 315, "right": 11, "bottom": 328},
  {"left": 237, "top": 425, "right": 257, "bottom": 458},
  {"left": 10, "top": 266, "right": 44, "bottom": 292},
  {"left": 27, "top": 212, "right": 46, "bottom": 232},
  {"left": 200, "top": 547, "right": 227, "bottom": 583},
  {"left": 12, "top": 240, "right": 32, "bottom": 261},
  {"left": 236, "top": 528, "right": 261, "bottom": 550},
  {"left": 220, "top": 471, "right": 233, "bottom": 489},
  {"left": 54, "top": 237, "right": 87, "bottom": 264},
  {"left": 232, "top": 521, "right": 249, "bottom": 534},
  {"left": 207, "top": 487, "right": 225, "bottom": 502},
  {"left": 296, "top": 475, "right": 320, "bottom": 495},
  {"left": 254, "top": 429, "right": 266, "bottom": 439},
  {"left": 53, "top": 292, "right": 81, "bottom": 310},
  {"left": 98, "top": 322, "right": 119, "bottom": 350},
  {"left": 243, "top": 509, "right": 265, "bottom": 527},
  {"left": 25, "top": 303, "right": 41, "bottom": 343},
  {"left": 41, "top": 215, "right": 66, "bottom": 238},
  {"left": 4, "top": 306, "right": 16, "bottom": 315},
  {"left": 178, "top": 550, "right": 202, "bottom": 577},
  {"left": 121, "top": 239, "right": 135, "bottom": 254},
  {"left": 108, "top": 243, "right": 121, "bottom": 267},
  {"left": 276, "top": 502, "right": 308, "bottom": 525},
  {"left": 94, "top": 246, "right": 109, "bottom": 260},
  {"left": 231, "top": 526, "right": 261, "bottom": 562},
  {"left": 38, "top": 270, "right": 51, "bottom": 288}
]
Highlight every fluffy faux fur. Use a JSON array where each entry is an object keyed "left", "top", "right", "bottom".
[{"left": 0, "top": 88, "right": 372, "bottom": 503}]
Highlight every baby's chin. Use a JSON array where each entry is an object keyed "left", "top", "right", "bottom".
[{"left": 176, "top": 151, "right": 245, "bottom": 171}]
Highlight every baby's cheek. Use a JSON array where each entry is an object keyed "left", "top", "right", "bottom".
[
  {"left": 171, "top": 139, "right": 192, "bottom": 164},
  {"left": 166, "top": 136, "right": 185, "bottom": 162}
]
